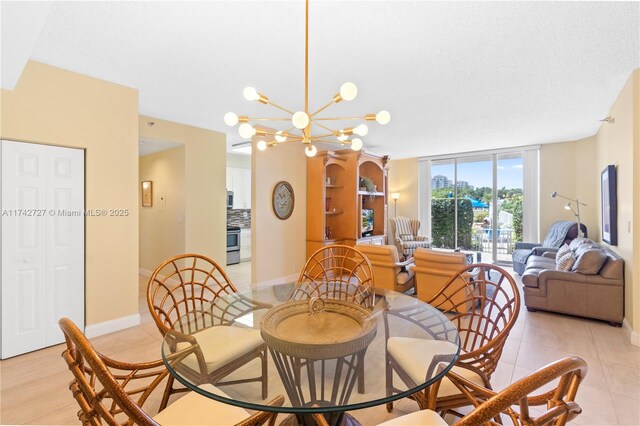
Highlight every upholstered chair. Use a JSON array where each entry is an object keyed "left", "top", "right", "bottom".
[
  {"left": 356, "top": 244, "right": 415, "bottom": 295},
  {"left": 412, "top": 249, "right": 472, "bottom": 310},
  {"left": 390, "top": 216, "right": 431, "bottom": 259}
]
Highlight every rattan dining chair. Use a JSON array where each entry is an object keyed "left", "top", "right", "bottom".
[
  {"left": 291, "top": 244, "right": 375, "bottom": 308},
  {"left": 59, "top": 317, "right": 284, "bottom": 426},
  {"left": 147, "top": 253, "right": 269, "bottom": 399},
  {"left": 290, "top": 244, "right": 375, "bottom": 394},
  {"left": 385, "top": 264, "right": 520, "bottom": 413},
  {"left": 314, "top": 356, "right": 587, "bottom": 426}
]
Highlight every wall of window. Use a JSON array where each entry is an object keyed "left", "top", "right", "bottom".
[{"left": 419, "top": 147, "right": 539, "bottom": 265}]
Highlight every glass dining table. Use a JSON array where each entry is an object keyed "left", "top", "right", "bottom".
[{"left": 161, "top": 282, "right": 461, "bottom": 426}]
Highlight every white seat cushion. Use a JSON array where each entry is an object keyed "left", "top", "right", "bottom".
[
  {"left": 153, "top": 383, "right": 250, "bottom": 425},
  {"left": 387, "top": 337, "right": 484, "bottom": 397},
  {"left": 377, "top": 409, "right": 448, "bottom": 426},
  {"left": 178, "top": 326, "right": 264, "bottom": 373}
]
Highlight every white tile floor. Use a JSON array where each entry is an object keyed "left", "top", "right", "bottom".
[{"left": 1, "top": 261, "right": 638, "bottom": 425}]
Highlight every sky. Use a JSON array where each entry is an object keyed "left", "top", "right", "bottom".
[{"left": 432, "top": 157, "right": 523, "bottom": 189}]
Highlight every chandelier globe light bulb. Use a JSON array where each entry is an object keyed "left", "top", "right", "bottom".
[
  {"left": 243, "top": 87, "right": 259, "bottom": 101},
  {"left": 340, "top": 82, "right": 358, "bottom": 101},
  {"left": 238, "top": 123, "right": 256, "bottom": 139},
  {"left": 224, "top": 112, "right": 239, "bottom": 126},
  {"left": 354, "top": 124, "right": 368, "bottom": 136},
  {"left": 305, "top": 144, "right": 318, "bottom": 157},
  {"left": 275, "top": 131, "right": 287, "bottom": 143},
  {"left": 256, "top": 140, "right": 267, "bottom": 151},
  {"left": 350, "top": 138, "right": 363, "bottom": 151},
  {"left": 292, "top": 111, "right": 310, "bottom": 129},
  {"left": 337, "top": 133, "right": 348, "bottom": 142},
  {"left": 376, "top": 110, "right": 391, "bottom": 125}
]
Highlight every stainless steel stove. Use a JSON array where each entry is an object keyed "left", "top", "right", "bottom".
[{"left": 226, "top": 226, "right": 241, "bottom": 265}]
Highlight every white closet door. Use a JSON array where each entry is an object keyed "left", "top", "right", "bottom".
[{"left": 1, "top": 140, "right": 85, "bottom": 358}]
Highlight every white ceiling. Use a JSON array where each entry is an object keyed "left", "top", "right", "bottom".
[{"left": 2, "top": 1, "right": 639, "bottom": 159}]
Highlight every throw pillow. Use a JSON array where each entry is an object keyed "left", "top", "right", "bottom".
[
  {"left": 572, "top": 248, "right": 608, "bottom": 274},
  {"left": 556, "top": 251, "right": 576, "bottom": 271},
  {"left": 555, "top": 244, "right": 571, "bottom": 261}
]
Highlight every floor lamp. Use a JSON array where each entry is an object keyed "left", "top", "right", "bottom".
[
  {"left": 551, "top": 192, "right": 587, "bottom": 237},
  {"left": 391, "top": 192, "right": 400, "bottom": 217}
]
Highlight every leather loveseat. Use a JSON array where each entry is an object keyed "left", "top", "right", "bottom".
[{"left": 521, "top": 238, "right": 624, "bottom": 326}]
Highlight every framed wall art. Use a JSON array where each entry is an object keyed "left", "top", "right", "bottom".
[
  {"left": 600, "top": 165, "right": 617, "bottom": 245},
  {"left": 142, "top": 181, "right": 153, "bottom": 207}
]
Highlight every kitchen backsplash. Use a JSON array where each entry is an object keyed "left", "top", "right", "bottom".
[{"left": 227, "top": 209, "right": 251, "bottom": 228}]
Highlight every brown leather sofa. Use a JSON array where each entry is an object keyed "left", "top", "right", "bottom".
[{"left": 521, "top": 238, "right": 624, "bottom": 325}]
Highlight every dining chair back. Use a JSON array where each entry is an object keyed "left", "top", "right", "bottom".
[
  {"left": 370, "top": 357, "right": 587, "bottom": 426},
  {"left": 146, "top": 253, "right": 268, "bottom": 398},
  {"left": 385, "top": 263, "right": 520, "bottom": 413},
  {"left": 58, "top": 317, "right": 283, "bottom": 426},
  {"left": 292, "top": 244, "right": 375, "bottom": 308}
]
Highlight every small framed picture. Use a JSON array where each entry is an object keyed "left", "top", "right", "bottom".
[{"left": 142, "top": 181, "right": 153, "bottom": 207}]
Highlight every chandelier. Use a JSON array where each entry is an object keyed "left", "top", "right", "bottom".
[{"left": 223, "top": 0, "right": 390, "bottom": 157}]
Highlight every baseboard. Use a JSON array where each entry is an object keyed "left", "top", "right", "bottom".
[
  {"left": 84, "top": 314, "right": 141, "bottom": 338},
  {"left": 139, "top": 268, "right": 153, "bottom": 278},
  {"left": 253, "top": 273, "right": 299, "bottom": 289},
  {"left": 623, "top": 318, "right": 640, "bottom": 347}
]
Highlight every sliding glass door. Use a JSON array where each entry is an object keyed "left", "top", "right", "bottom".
[{"left": 428, "top": 152, "right": 524, "bottom": 265}]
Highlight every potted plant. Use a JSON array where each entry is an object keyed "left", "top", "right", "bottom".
[{"left": 359, "top": 176, "right": 377, "bottom": 200}]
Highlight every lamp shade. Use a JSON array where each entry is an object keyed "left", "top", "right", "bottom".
[{"left": 391, "top": 192, "right": 400, "bottom": 200}]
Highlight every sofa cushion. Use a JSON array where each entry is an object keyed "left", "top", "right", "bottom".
[
  {"left": 556, "top": 251, "right": 576, "bottom": 271},
  {"left": 527, "top": 256, "right": 556, "bottom": 270},
  {"left": 555, "top": 244, "right": 571, "bottom": 261},
  {"left": 569, "top": 237, "right": 595, "bottom": 251},
  {"left": 572, "top": 248, "right": 608, "bottom": 275}
]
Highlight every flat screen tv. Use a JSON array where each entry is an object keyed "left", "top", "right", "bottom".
[{"left": 361, "top": 208, "right": 374, "bottom": 236}]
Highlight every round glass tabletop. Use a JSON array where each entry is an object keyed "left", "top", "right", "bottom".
[{"left": 160, "top": 283, "right": 460, "bottom": 416}]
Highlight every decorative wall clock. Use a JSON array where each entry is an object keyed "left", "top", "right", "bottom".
[{"left": 272, "top": 181, "right": 295, "bottom": 220}]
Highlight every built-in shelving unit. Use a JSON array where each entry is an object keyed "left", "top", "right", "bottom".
[{"left": 306, "top": 150, "right": 389, "bottom": 257}]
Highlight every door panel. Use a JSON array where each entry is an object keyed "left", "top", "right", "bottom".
[{"left": 2, "top": 140, "right": 84, "bottom": 358}]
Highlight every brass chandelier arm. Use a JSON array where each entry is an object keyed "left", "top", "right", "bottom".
[
  {"left": 313, "top": 116, "right": 369, "bottom": 121},
  {"left": 312, "top": 121, "right": 340, "bottom": 134},
  {"left": 307, "top": 131, "right": 337, "bottom": 139},
  {"left": 310, "top": 100, "right": 336, "bottom": 117},
  {"left": 309, "top": 138, "right": 350, "bottom": 144},
  {"left": 266, "top": 101, "right": 295, "bottom": 115},
  {"left": 246, "top": 117, "right": 293, "bottom": 121}
]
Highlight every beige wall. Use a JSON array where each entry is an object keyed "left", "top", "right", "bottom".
[
  {"left": 251, "top": 139, "right": 307, "bottom": 284},
  {"left": 589, "top": 70, "right": 638, "bottom": 331},
  {"left": 139, "top": 116, "right": 227, "bottom": 266},
  {"left": 388, "top": 158, "right": 420, "bottom": 219},
  {"left": 540, "top": 69, "right": 639, "bottom": 332},
  {"left": 139, "top": 146, "right": 186, "bottom": 272},
  {"left": 0, "top": 61, "right": 139, "bottom": 325},
  {"left": 539, "top": 139, "right": 598, "bottom": 236}
]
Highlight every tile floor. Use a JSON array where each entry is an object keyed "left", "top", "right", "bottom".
[{"left": 1, "top": 262, "right": 638, "bottom": 425}]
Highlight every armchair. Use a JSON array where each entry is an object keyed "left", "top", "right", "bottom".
[
  {"left": 391, "top": 216, "right": 431, "bottom": 259},
  {"left": 512, "top": 221, "right": 587, "bottom": 275},
  {"left": 412, "top": 248, "right": 471, "bottom": 310},
  {"left": 356, "top": 244, "right": 415, "bottom": 295}
]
